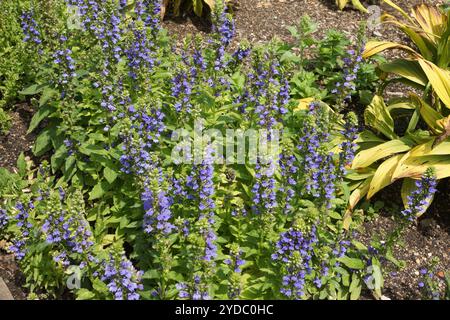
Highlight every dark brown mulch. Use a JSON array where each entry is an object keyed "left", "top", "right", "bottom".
[
  {"left": 163, "top": 0, "right": 445, "bottom": 47},
  {"left": 0, "top": 103, "right": 35, "bottom": 171},
  {"left": 0, "top": 242, "right": 26, "bottom": 300},
  {"left": 356, "top": 179, "right": 450, "bottom": 300},
  {"left": 358, "top": 216, "right": 449, "bottom": 299}
]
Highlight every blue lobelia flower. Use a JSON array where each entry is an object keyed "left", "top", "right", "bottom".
[{"left": 400, "top": 168, "right": 437, "bottom": 222}]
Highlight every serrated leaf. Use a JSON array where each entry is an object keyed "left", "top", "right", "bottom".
[
  {"left": 19, "top": 83, "right": 46, "bottom": 95},
  {"left": 33, "top": 128, "right": 53, "bottom": 156},
  {"left": 104, "top": 166, "right": 118, "bottom": 184},
  {"left": 17, "top": 152, "right": 26, "bottom": 177},
  {"left": 27, "top": 105, "right": 54, "bottom": 134},
  {"left": 76, "top": 289, "right": 95, "bottom": 300},
  {"left": 89, "top": 180, "right": 110, "bottom": 200},
  {"left": 338, "top": 256, "right": 365, "bottom": 270},
  {"left": 349, "top": 274, "right": 361, "bottom": 300}
]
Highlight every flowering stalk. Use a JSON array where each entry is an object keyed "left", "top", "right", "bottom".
[
  {"left": 124, "top": 0, "right": 161, "bottom": 84},
  {"left": 41, "top": 189, "right": 94, "bottom": 267},
  {"left": 53, "top": 35, "right": 77, "bottom": 97},
  {"left": 278, "top": 153, "right": 298, "bottom": 214},
  {"left": 401, "top": 168, "right": 437, "bottom": 222},
  {"left": 272, "top": 225, "right": 319, "bottom": 299},
  {"left": 252, "top": 157, "right": 277, "bottom": 215},
  {"left": 225, "top": 244, "right": 245, "bottom": 299},
  {"left": 99, "top": 252, "right": 144, "bottom": 300},
  {"left": 0, "top": 208, "right": 8, "bottom": 230},
  {"left": 190, "top": 144, "right": 217, "bottom": 261},
  {"left": 418, "top": 263, "right": 445, "bottom": 300},
  {"left": 21, "top": 10, "right": 42, "bottom": 46},
  {"left": 337, "top": 112, "right": 359, "bottom": 179},
  {"left": 211, "top": 0, "right": 235, "bottom": 70},
  {"left": 119, "top": 102, "right": 166, "bottom": 175},
  {"left": 8, "top": 202, "right": 34, "bottom": 261},
  {"left": 141, "top": 166, "right": 176, "bottom": 236},
  {"left": 176, "top": 274, "right": 210, "bottom": 300},
  {"left": 383, "top": 168, "right": 437, "bottom": 256},
  {"left": 298, "top": 103, "right": 337, "bottom": 210},
  {"left": 331, "top": 28, "right": 366, "bottom": 110},
  {"left": 176, "top": 144, "right": 217, "bottom": 300}
]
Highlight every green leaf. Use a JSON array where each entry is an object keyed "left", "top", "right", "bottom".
[
  {"left": 33, "top": 128, "right": 53, "bottom": 156},
  {"left": 349, "top": 274, "right": 361, "bottom": 300},
  {"left": 76, "top": 289, "right": 95, "bottom": 300},
  {"left": 89, "top": 180, "right": 110, "bottom": 200},
  {"left": 92, "top": 278, "right": 108, "bottom": 293},
  {"left": 39, "top": 88, "right": 57, "bottom": 107},
  {"left": 142, "top": 269, "right": 160, "bottom": 280},
  {"left": 372, "top": 263, "right": 383, "bottom": 296},
  {"left": 51, "top": 145, "right": 67, "bottom": 172},
  {"left": 352, "top": 240, "right": 368, "bottom": 251},
  {"left": 17, "top": 152, "right": 26, "bottom": 177},
  {"left": 104, "top": 166, "right": 118, "bottom": 184},
  {"left": 337, "top": 256, "right": 365, "bottom": 269},
  {"left": 328, "top": 211, "right": 341, "bottom": 220},
  {"left": 19, "top": 83, "right": 46, "bottom": 96},
  {"left": 27, "top": 105, "right": 54, "bottom": 134},
  {"left": 79, "top": 144, "right": 109, "bottom": 156}
]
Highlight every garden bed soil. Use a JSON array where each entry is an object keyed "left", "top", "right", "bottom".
[
  {"left": 0, "top": 103, "right": 35, "bottom": 171},
  {"left": 357, "top": 179, "right": 450, "bottom": 300},
  {"left": 164, "top": 0, "right": 445, "bottom": 47},
  {"left": 0, "top": 242, "right": 26, "bottom": 300},
  {"left": 0, "top": 0, "right": 448, "bottom": 300}
]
